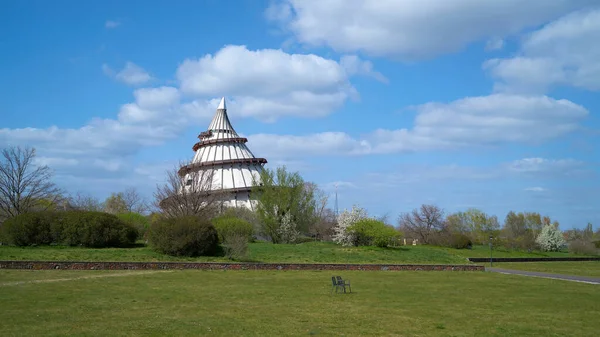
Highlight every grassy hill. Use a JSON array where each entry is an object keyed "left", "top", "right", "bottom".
[{"left": 0, "top": 241, "right": 590, "bottom": 265}]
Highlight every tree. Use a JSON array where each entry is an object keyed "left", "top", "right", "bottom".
[
  {"left": 68, "top": 192, "right": 103, "bottom": 212},
  {"left": 333, "top": 205, "right": 369, "bottom": 246},
  {"left": 446, "top": 208, "right": 500, "bottom": 245},
  {"left": 252, "top": 166, "right": 316, "bottom": 243},
  {"left": 0, "top": 146, "right": 62, "bottom": 220},
  {"left": 305, "top": 183, "right": 336, "bottom": 241},
  {"left": 154, "top": 162, "right": 219, "bottom": 219},
  {"left": 103, "top": 193, "right": 128, "bottom": 214},
  {"left": 536, "top": 223, "right": 566, "bottom": 252},
  {"left": 397, "top": 204, "right": 445, "bottom": 244},
  {"left": 122, "top": 187, "right": 148, "bottom": 214},
  {"left": 503, "top": 211, "right": 552, "bottom": 250}
]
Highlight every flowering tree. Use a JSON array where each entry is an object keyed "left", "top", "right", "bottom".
[
  {"left": 277, "top": 212, "right": 300, "bottom": 244},
  {"left": 535, "top": 224, "right": 566, "bottom": 252},
  {"left": 333, "top": 205, "right": 368, "bottom": 246}
]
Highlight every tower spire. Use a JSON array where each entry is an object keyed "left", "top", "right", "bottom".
[
  {"left": 334, "top": 183, "right": 339, "bottom": 217},
  {"left": 217, "top": 97, "right": 226, "bottom": 110}
]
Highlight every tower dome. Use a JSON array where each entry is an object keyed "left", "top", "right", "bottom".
[{"left": 178, "top": 97, "right": 267, "bottom": 210}]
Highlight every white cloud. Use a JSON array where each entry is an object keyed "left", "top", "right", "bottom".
[
  {"left": 340, "top": 55, "right": 388, "bottom": 83},
  {"left": 506, "top": 158, "right": 584, "bottom": 176},
  {"left": 103, "top": 62, "right": 153, "bottom": 86},
  {"left": 525, "top": 187, "right": 547, "bottom": 192},
  {"left": 176, "top": 45, "right": 370, "bottom": 121},
  {"left": 105, "top": 20, "right": 120, "bottom": 29},
  {"left": 355, "top": 158, "right": 588, "bottom": 189},
  {"left": 267, "top": 0, "right": 593, "bottom": 59},
  {"left": 249, "top": 94, "right": 588, "bottom": 158},
  {"left": 484, "top": 8, "right": 600, "bottom": 93},
  {"left": 485, "top": 38, "right": 504, "bottom": 51}
]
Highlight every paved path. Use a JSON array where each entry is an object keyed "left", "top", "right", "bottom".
[{"left": 487, "top": 267, "right": 600, "bottom": 285}]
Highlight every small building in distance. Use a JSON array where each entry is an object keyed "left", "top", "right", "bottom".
[{"left": 178, "top": 97, "right": 267, "bottom": 210}]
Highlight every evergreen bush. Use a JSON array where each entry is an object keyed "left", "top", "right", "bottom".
[{"left": 149, "top": 215, "right": 219, "bottom": 257}]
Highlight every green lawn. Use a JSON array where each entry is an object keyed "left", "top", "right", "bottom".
[
  {"left": 0, "top": 242, "right": 591, "bottom": 265},
  {"left": 494, "top": 261, "right": 600, "bottom": 277},
  {"left": 0, "top": 269, "right": 598, "bottom": 336}
]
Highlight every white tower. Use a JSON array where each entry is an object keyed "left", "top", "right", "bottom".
[{"left": 178, "top": 97, "right": 267, "bottom": 210}]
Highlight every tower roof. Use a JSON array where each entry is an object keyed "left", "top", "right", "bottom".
[
  {"left": 207, "top": 97, "right": 238, "bottom": 138},
  {"left": 217, "top": 97, "right": 226, "bottom": 110}
]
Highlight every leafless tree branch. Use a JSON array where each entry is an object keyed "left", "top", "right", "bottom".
[
  {"left": 0, "top": 146, "right": 62, "bottom": 220},
  {"left": 398, "top": 204, "right": 445, "bottom": 244},
  {"left": 154, "top": 161, "right": 220, "bottom": 219}
]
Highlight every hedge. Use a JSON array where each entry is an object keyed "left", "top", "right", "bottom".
[{"left": 0, "top": 211, "right": 138, "bottom": 247}]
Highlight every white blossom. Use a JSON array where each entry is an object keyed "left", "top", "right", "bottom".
[
  {"left": 535, "top": 224, "right": 566, "bottom": 252},
  {"left": 277, "top": 211, "right": 300, "bottom": 244},
  {"left": 333, "top": 205, "right": 368, "bottom": 246}
]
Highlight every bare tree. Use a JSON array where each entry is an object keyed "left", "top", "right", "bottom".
[
  {"left": 0, "top": 146, "right": 62, "bottom": 220},
  {"left": 122, "top": 187, "right": 148, "bottom": 214},
  {"left": 154, "top": 162, "right": 220, "bottom": 219},
  {"left": 68, "top": 192, "right": 103, "bottom": 211},
  {"left": 398, "top": 204, "right": 445, "bottom": 244},
  {"left": 305, "top": 183, "right": 339, "bottom": 241}
]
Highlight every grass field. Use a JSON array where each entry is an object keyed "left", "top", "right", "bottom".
[
  {"left": 0, "top": 242, "right": 591, "bottom": 265},
  {"left": 0, "top": 269, "right": 598, "bottom": 336},
  {"left": 494, "top": 261, "right": 600, "bottom": 277}
]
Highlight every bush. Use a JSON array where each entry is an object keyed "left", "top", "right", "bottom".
[
  {"left": 60, "top": 211, "right": 138, "bottom": 248},
  {"left": 449, "top": 233, "right": 473, "bottom": 249},
  {"left": 348, "top": 218, "right": 401, "bottom": 248},
  {"left": 568, "top": 239, "right": 598, "bottom": 255},
  {"left": 0, "top": 211, "right": 137, "bottom": 247},
  {"left": 117, "top": 212, "right": 150, "bottom": 240},
  {"left": 212, "top": 215, "right": 254, "bottom": 243},
  {"left": 149, "top": 215, "right": 219, "bottom": 257},
  {"left": 1, "top": 211, "right": 60, "bottom": 246},
  {"left": 212, "top": 215, "right": 254, "bottom": 259},
  {"left": 220, "top": 207, "right": 262, "bottom": 237},
  {"left": 593, "top": 240, "right": 600, "bottom": 249}
]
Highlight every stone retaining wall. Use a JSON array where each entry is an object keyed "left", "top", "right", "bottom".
[
  {"left": 468, "top": 257, "right": 600, "bottom": 263},
  {"left": 0, "top": 261, "right": 484, "bottom": 271}
]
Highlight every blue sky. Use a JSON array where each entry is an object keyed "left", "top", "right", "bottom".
[{"left": 1, "top": 0, "right": 599, "bottom": 229}]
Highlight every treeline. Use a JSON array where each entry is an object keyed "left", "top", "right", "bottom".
[
  {"left": 397, "top": 204, "right": 600, "bottom": 254},
  {"left": 1, "top": 145, "right": 598, "bottom": 259}
]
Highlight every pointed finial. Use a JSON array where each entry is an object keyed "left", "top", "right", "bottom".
[{"left": 217, "top": 97, "right": 226, "bottom": 110}]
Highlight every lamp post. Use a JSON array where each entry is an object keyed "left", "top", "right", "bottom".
[{"left": 489, "top": 235, "right": 493, "bottom": 267}]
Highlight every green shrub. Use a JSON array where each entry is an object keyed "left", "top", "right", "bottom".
[
  {"left": 219, "top": 207, "right": 262, "bottom": 237},
  {"left": 0, "top": 211, "right": 137, "bottom": 247},
  {"left": 211, "top": 215, "right": 254, "bottom": 243},
  {"left": 449, "top": 233, "right": 473, "bottom": 249},
  {"left": 60, "top": 211, "right": 138, "bottom": 248},
  {"left": 349, "top": 218, "right": 402, "bottom": 248},
  {"left": 212, "top": 215, "right": 253, "bottom": 259},
  {"left": 117, "top": 212, "right": 150, "bottom": 240},
  {"left": 149, "top": 215, "right": 220, "bottom": 257},
  {"left": 593, "top": 240, "right": 600, "bottom": 249},
  {"left": 1, "top": 212, "right": 60, "bottom": 246}
]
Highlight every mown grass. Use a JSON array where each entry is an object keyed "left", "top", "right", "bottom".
[
  {"left": 494, "top": 261, "right": 600, "bottom": 277},
  {"left": 0, "top": 241, "right": 592, "bottom": 265},
  {"left": 0, "top": 269, "right": 598, "bottom": 336}
]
